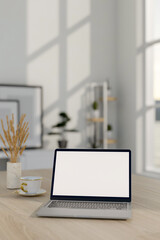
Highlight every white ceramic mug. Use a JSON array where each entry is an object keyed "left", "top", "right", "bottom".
[{"left": 20, "top": 176, "right": 42, "bottom": 194}]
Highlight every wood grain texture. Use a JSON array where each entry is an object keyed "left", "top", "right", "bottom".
[
  {"left": 107, "top": 139, "right": 117, "bottom": 144},
  {"left": 87, "top": 118, "right": 104, "bottom": 122},
  {"left": 0, "top": 170, "right": 160, "bottom": 240},
  {"left": 107, "top": 97, "right": 117, "bottom": 101}
]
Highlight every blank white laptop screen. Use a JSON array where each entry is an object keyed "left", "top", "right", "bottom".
[{"left": 52, "top": 151, "right": 130, "bottom": 198}]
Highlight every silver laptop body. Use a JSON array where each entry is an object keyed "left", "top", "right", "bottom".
[{"left": 37, "top": 149, "right": 131, "bottom": 219}]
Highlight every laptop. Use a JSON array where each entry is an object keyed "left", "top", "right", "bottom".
[{"left": 36, "top": 149, "right": 131, "bottom": 219}]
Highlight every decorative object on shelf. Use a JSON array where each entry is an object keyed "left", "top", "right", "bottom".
[
  {"left": 92, "top": 101, "right": 99, "bottom": 118},
  {"left": 106, "top": 79, "right": 111, "bottom": 96},
  {"left": 0, "top": 84, "right": 43, "bottom": 149},
  {"left": 0, "top": 114, "right": 29, "bottom": 189},
  {"left": 107, "top": 124, "right": 113, "bottom": 138},
  {"left": 87, "top": 81, "right": 117, "bottom": 149},
  {"left": 48, "top": 112, "right": 78, "bottom": 148}
]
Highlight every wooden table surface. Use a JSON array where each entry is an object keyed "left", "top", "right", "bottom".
[{"left": 0, "top": 169, "right": 160, "bottom": 240}]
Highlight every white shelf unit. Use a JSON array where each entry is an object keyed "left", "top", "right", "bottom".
[{"left": 87, "top": 82, "right": 117, "bottom": 149}]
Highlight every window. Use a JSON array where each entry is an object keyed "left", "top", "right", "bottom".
[
  {"left": 136, "top": 0, "right": 160, "bottom": 176},
  {"left": 145, "top": 0, "right": 160, "bottom": 173}
]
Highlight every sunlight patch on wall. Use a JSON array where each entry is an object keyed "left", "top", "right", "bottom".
[
  {"left": 67, "top": 0, "right": 90, "bottom": 28},
  {"left": 27, "top": 0, "right": 59, "bottom": 55},
  {"left": 153, "top": 44, "right": 160, "bottom": 101},
  {"left": 145, "top": 108, "right": 154, "bottom": 169},
  {"left": 136, "top": 0, "right": 143, "bottom": 48},
  {"left": 136, "top": 53, "right": 143, "bottom": 111},
  {"left": 27, "top": 44, "right": 59, "bottom": 109},
  {"left": 136, "top": 116, "right": 143, "bottom": 173},
  {"left": 67, "top": 23, "right": 90, "bottom": 91},
  {"left": 145, "top": 0, "right": 160, "bottom": 42}
]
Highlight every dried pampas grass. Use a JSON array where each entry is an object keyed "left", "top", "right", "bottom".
[{"left": 0, "top": 114, "right": 29, "bottom": 163}]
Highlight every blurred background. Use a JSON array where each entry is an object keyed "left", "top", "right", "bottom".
[{"left": 0, "top": 0, "right": 160, "bottom": 178}]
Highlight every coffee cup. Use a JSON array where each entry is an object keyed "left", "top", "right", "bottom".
[{"left": 20, "top": 176, "right": 42, "bottom": 194}]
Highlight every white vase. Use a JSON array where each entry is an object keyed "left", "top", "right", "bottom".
[
  {"left": 93, "top": 110, "right": 99, "bottom": 118},
  {"left": 107, "top": 130, "right": 113, "bottom": 138},
  {"left": 7, "top": 162, "right": 21, "bottom": 189}
]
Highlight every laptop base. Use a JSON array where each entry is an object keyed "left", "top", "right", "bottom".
[{"left": 36, "top": 201, "right": 131, "bottom": 219}]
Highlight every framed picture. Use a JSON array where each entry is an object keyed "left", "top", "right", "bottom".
[
  {"left": 0, "top": 84, "right": 43, "bottom": 149},
  {"left": 0, "top": 99, "right": 19, "bottom": 150}
]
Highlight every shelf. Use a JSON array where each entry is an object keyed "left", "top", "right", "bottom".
[
  {"left": 88, "top": 82, "right": 117, "bottom": 149},
  {"left": 87, "top": 118, "right": 104, "bottom": 123},
  {"left": 107, "top": 97, "right": 117, "bottom": 101},
  {"left": 100, "top": 139, "right": 117, "bottom": 145},
  {"left": 107, "top": 139, "right": 117, "bottom": 144},
  {"left": 99, "top": 97, "right": 117, "bottom": 102}
]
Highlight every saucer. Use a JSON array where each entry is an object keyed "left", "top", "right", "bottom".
[{"left": 16, "top": 189, "right": 46, "bottom": 197}]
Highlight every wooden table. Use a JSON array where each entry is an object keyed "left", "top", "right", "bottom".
[{"left": 0, "top": 169, "right": 160, "bottom": 240}]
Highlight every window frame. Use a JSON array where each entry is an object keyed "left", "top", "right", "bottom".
[{"left": 143, "top": 0, "right": 160, "bottom": 175}]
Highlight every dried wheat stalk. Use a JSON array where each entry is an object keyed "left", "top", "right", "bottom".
[{"left": 0, "top": 114, "right": 29, "bottom": 163}]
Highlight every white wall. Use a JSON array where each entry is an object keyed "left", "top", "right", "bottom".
[
  {"left": 0, "top": 0, "right": 139, "bottom": 172},
  {"left": 116, "top": 0, "right": 136, "bottom": 172},
  {"left": 0, "top": 0, "right": 117, "bottom": 149},
  {"left": 0, "top": 0, "right": 27, "bottom": 82}
]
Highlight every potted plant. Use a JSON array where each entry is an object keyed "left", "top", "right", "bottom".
[
  {"left": 107, "top": 124, "right": 113, "bottom": 138},
  {"left": 0, "top": 114, "right": 29, "bottom": 189},
  {"left": 48, "top": 112, "right": 78, "bottom": 148},
  {"left": 92, "top": 101, "right": 99, "bottom": 118}
]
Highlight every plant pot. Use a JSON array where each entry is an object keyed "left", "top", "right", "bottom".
[
  {"left": 107, "top": 130, "right": 113, "bottom": 138},
  {"left": 107, "top": 88, "right": 111, "bottom": 96},
  {"left": 7, "top": 162, "right": 21, "bottom": 189},
  {"left": 92, "top": 110, "right": 99, "bottom": 118},
  {"left": 58, "top": 140, "right": 68, "bottom": 148}
]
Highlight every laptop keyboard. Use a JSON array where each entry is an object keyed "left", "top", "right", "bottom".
[{"left": 48, "top": 201, "right": 127, "bottom": 210}]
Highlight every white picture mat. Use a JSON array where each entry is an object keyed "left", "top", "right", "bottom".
[
  {"left": 0, "top": 86, "right": 42, "bottom": 148},
  {"left": 53, "top": 151, "right": 129, "bottom": 197},
  {"left": 0, "top": 101, "right": 19, "bottom": 149}
]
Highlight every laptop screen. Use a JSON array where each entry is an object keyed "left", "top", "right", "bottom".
[{"left": 51, "top": 149, "right": 131, "bottom": 202}]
